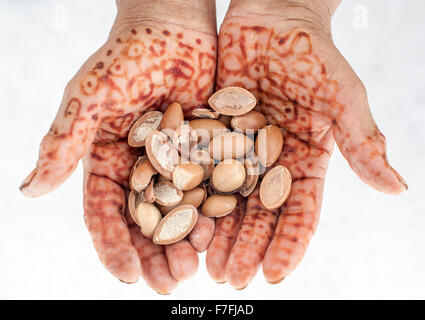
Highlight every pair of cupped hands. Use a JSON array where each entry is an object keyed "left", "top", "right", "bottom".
[{"left": 20, "top": 0, "right": 406, "bottom": 294}]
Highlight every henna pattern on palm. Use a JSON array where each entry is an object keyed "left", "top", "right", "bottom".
[
  {"left": 21, "top": 25, "right": 216, "bottom": 291},
  {"left": 207, "top": 22, "right": 406, "bottom": 288}
]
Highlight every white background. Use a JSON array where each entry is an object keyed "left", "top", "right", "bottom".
[{"left": 0, "top": 0, "right": 424, "bottom": 299}]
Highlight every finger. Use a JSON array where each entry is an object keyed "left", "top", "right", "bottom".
[
  {"left": 206, "top": 196, "right": 245, "bottom": 283},
  {"left": 320, "top": 53, "right": 407, "bottom": 194},
  {"left": 262, "top": 130, "right": 330, "bottom": 283},
  {"left": 20, "top": 93, "right": 101, "bottom": 197},
  {"left": 165, "top": 240, "right": 199, "bottom": 281},
  {"left": 263, "top": 177, "right": 323, "bottom": 283},
  {"left": 224, "top": 189, "right": 278, "bottom": 289},
  {"left": 84, "top": 173, "right": 141, "bottom": 283},
  {"left": 188, "top": 214, "right": 215, "bottom": 252},
  {"left": 129, "top": 226, "right": 178, "bottom": 294}
]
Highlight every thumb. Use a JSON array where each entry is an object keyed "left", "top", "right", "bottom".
[
  {"left": 330, "top": 75, "right": 407, "bottom": 194},
  {"left": 20, "top": 91, "right": 100, "bottom": 197}
]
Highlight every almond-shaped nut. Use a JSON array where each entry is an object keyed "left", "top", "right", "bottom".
[
  {"left": 128, "top": 191, "right": 147, "bottom": 226},
  {"left": 189, "top": 119, "right": 228, "bottom": 147},
  {"left": 136, "top": 202, "right": 162, "bottom": 239},
  {"left": 129, "top": 156, "right": 158, "bottom": 192},
  {"left": 189, "top": 149, "right": 214, "bottom": 180},
  {"left": 172, "top": 163, "right": 204, "bottom": 191},
  {"left": 209, "top": 131, "right": 254, "bottom": 160},
  {"left": 153, "top": 204, "right": 199, "bottom": 245},
  {"left": 231, "top": 110, "right": 267, "bottom": 134},
  {"left": 239, "top": 157, "right": 260, "bottom": 197},
  {"left": 154, "top": 180, "right": 183, "bottom": 206},
  {"left": 201, "top": 194, "right": 237, "bottom": 218},
  {"left": 212, "top": 159, "right": 246, "bottom": 193},
  {"left": 192, "top": 108, "right": 220, "bottom": 119},
  {"left": 160, "top": 102, "right": 184, "bottom": 131},
  {"left": 128, "top": 111, "right": 163, "bottom": 147},
  {"left": 260, "top": 165, "right": 292, "bottom": 210},
  {"left": 172, "top": 124, "right": 198, "bottom": 158},
  {"left": 158, "top": 187, "right": 206, "bottom": 215},
  {"left": 145, "top": 130, "right": 180, "bottom": 179},
  {"left": 255, "top": 125, "right": 284, "bottom": 167},
  {"left": 208, "top": 87, "right": 257, "bottom": 116}
]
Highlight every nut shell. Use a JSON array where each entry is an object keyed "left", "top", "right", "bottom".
[
  {"left": 145, "top": 130, "right": 180, "bottom": 179},
  {"left": 128, "top": 111, "right": 163, "bottom": 147},
  {"left": 260, "top": 165, "right": 292, "bottom": 209},
  {"left": 153, "top": 180, "right": 183, "bottom": 206},
  {"left": 208, "top": 87, "right": 257, "bottom": 116},
  {"left": 255, "top": 125, "right": 284, "bottom": 167},
  {"left": 190, "top": 149, "right": 214, "bottom": 180},
  {"left": 192, "top": 108, "right": 220, "bottom": 119},
  {"left": 231, "top": 110, "right": 267, "bottom": 133},
  {"left": 129, "top": 156, "right": 157, "bottom": 193},
  {"left": 153, "top": 205, "right": 199, "bottom": 245},
  {"left": 239, "top": 157, "right": 260, "bottom": 197}
]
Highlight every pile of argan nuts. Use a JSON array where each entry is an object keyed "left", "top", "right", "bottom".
[{"left": 127, "top": 87, "right": 292, "bottom": 246}]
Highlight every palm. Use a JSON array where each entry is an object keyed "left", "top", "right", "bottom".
[
  {"left": 21, "top": 23, "right": 216, "bottom": 292},
  {"left": 206, "top": 16, "right": 406, "bottom": 288}
]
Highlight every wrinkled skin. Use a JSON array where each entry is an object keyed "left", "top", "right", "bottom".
[
  {"left": 21, "top": 1, "right": 407, "bottom": 293},
  {"left": 20, "top": 19, "right": 216, "bottom": 292},
  {"left": 206, "top": 9, "right": 407, "bottom": 288}
]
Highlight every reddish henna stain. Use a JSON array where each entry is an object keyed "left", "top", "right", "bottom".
[
  {"left": 95, "top": 62, "right": 104, "bottom": 69},
  {"left": 196, "top": 38, "right": 202, "bottom": 44},
  {"left": 92, "top": 114, "right": 98, "bottom": 120},
  {"left": 106, "top": 50, "right": 112, "bottom": 56},
  {"left": 177, "top": 33, "right": 183, "bottom": 39},
  {"left": 145, "top": 28, "right": 152, "bottom": 34},
  {"left": 131, "top": 29, "right": 137, "bottom": 35},
  {"left": 162, "top": 30, "right": 170, "bottom": 36},
  {"left": 116, "top": 38, "right": 122, "bottom": 43}
]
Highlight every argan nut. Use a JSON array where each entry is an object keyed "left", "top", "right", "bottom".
[
  {"left": 144, "top": 179, "right": 155, "bottom": 203},
  {"left": 239, "top": 157, "right": 260, "bottom": 197},
  {"left": 172, "top": 163, "right": 204, "bottom": 191},
  {"left": 145, "top": 130, "right": 180, "bottom": 179},
  {"left": 160, "top": 102, "right": 184, "bottom": 131},
  {"left": 212, "top": 159, "right": 246, "bottom": 193},
  {"left": 153, "top": 205, "right": 199, "bottom": 245},
  {"left": 129, "top": 156, "right": 158, "bottom": 193},
  {"left": 209, "top": 131, "right": 254, "bottom": 160},
  {"left": 128, "top": 111, "right": 163, "bottom": 147},
  {"left": 128, "top": 191, "right": 147, "bottom": 225},
  {"left": 158, "top": 187, "right": 206, "bottom": 215},
  {"left": 154, "top": 180, "right": 183, "bottom": 206},
  {"left": 135, "top": 202, "right": 162, "bottom": 239},
  {"left": 208, "top": 87, "right": 257, "bottom": 116},
  {"left": 255, "top": 125, "right": 284, "bottom": 167},
  {"left": 260, "top": 165, "right": 292, "bottom": 210},
  {"left": 201, "top": 194, "right": 237, "bottom": 217},
  {"left": 231, "top": 110, "right": 267, "bottom": 133},
  {"left": 172, "top": 124, "right": 198, "bottom": 158},
  {"left": 188, "top": 119, "right": 227, "bottom": 147},
  {"left": 190, "top": 149, "right": 214, "bottom": 180},
  {"left": 192, "top": 108, "right": 220, "bottom": 119}
]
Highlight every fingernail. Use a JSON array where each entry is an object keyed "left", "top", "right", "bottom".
[
  {"left": 391, "top": 167, "right": 408, "bottom": 191},
  {"left": 20, "top": 168, "right": 37, "bottom": 193}
]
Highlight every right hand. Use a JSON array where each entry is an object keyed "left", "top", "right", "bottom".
[{"left": 20, "top": 0, "right": 217, "bottom": 294}]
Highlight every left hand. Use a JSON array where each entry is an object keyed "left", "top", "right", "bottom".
[{"left": 206, "top": 0, "right": 407, "bottom": 288}]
